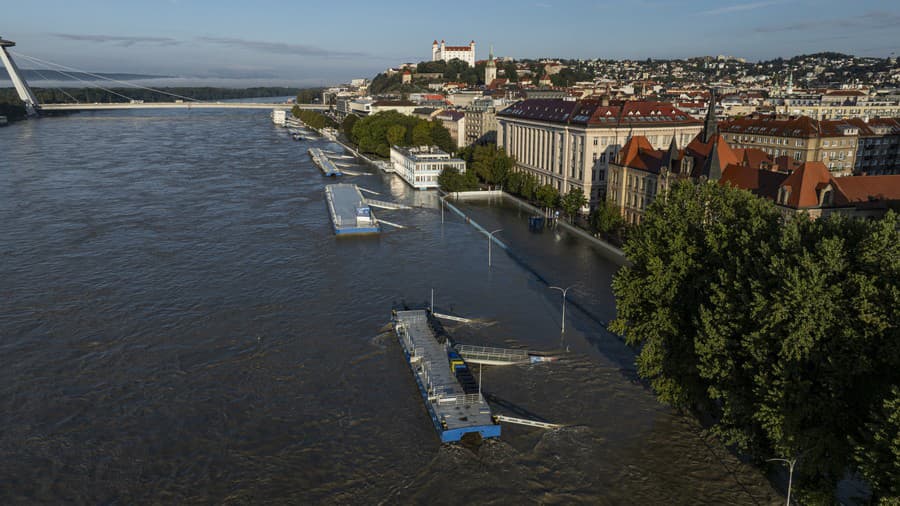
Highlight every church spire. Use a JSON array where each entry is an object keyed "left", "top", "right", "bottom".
[
  {"left": 703, "top": 136, "right": 724, "bottom": 182},
  {"left": 663, "top": 134, "right": 679, "bottom": 171},
  {"left": 703, "top": 87, "right": 718, "bottom": 143}
]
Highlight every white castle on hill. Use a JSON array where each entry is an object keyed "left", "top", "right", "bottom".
[{"left": 432, "top": 39, "right": 476, "bottom": 67}]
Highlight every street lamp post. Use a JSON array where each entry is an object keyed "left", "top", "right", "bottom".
[
  {"left": 548, "top": 285, "right": 573, "bottom": 333},
  {"left": 767, "top": 457, "right": 798, "bottom": 506},
  {"left": 488, "top": 229, "right": 502, "bottom": 268}
]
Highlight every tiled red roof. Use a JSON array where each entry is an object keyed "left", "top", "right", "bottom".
[
  {"left": 780, "top": 162, "right": 833, "bottom": 208},
  {"left": 832, "top": 175, "right": 900, "bottom": 203},
  {"left": 741, "top": 148, "right": 771, "bottom": 168},
  {"left": 720, "top": 164, "right": 788, "bottom": 199},
  {"left": 487, "top": 78, "right": 508, "bottom": 89},
  {"left": 844, "top": 117, "right": 900, "bottom": 137},
  {"left": 825, "top": 90, "right": 866, "bottom": 97},
  {"left": 721, "top": 115, "right": 861, "bottom": 139},
  {"left": 498, "top": 99, "right": 699, "bottom": 128},
  {"left": 619, "top": 136, "right": 657, "bottom": 169}
]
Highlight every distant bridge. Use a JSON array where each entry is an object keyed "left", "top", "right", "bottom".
[
  {"left": 0, "top": 37, "right": 327, "bottom": 116},
  {"left": 39, "top": 102, "right": 327, "bottom": 111}
]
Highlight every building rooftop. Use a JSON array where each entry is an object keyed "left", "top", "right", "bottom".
[{"left": 498, "top": 98, "right": 700, "bottom": 127}]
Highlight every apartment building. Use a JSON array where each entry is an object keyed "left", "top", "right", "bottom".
[
  {"left": 719, "top": 115, "right": 860, "bottom": 176},
  {"left": 846, "top": 117, "right": 900, "bottom": 175}
]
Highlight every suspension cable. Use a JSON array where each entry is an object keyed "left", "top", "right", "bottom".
[
  {"left": 12, "top": 52, "right": 135, "bottom": 102},
  {"left": 10, "top": 50, "right": 200, "bottom": 102},
  {"left": 28, "top": 67, "right": 80, "bottom": 103}
]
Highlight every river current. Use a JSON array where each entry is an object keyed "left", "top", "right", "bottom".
[{"left": 0, "top": 108, "right": 779, "bottom": 504}]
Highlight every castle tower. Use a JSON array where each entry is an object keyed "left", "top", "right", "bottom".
[
  {"left": 432, "top": 40, "right": 439, "bottom": 61},
  {"left": 0, "top": 37, "right": 40, "bottom": 116},
  {"left": 484, "top": 46, "right": 497, "bottom": 85}
]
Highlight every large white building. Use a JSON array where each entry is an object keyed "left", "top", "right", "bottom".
[
  {"left": 390, "top": 146, "right": 466, "bottom": 190},
  {"left": 432, "top": 40, "right": 476, "bottom": 67},
  {"left": 497, "top": 98, "right": 703, "bottom": 207}
]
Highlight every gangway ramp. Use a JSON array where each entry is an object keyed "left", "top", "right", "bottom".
[
  {"left": 364, "top": 198, "right": 412, "bottom": 210},
  {"left": 455, "top": 344, "right": 529, "bottom": 366},
  {"left": 433, "top": 312, "right": 473, "bottom": 323},
  {"left": 495, "top": 415, "right": 562, "bottom": 430}
]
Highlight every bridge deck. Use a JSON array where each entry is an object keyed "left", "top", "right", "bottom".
[{"left": 38, "top": 103, "right": 327, "bottom": 111}]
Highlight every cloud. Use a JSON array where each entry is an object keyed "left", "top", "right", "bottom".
[
  {"left": 755, "top": 10, "right": 900, "bottom": 32},
  {"left": 197, "top": 36, "right": 370, "bottom": 58},
  {"left": 697, "top": 1, "right": 782, "bottom": 16},
  {"left": 51, "top": 33, "right": 180, "bottom": 47}
]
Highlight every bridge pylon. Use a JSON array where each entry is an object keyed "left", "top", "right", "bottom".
[{"left": 0, "top": 37, "right": 41, "bottom": 116}]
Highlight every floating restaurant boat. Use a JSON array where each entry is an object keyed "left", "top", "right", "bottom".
[
  {"left": 308, "top": 148, "right": 343, "bottom": 177},
  {"left": 324, "top": 183, "right": 379, "bottom": 235},
  {"left": 392, "top": 309, "right": 501, "bottom": 443}
]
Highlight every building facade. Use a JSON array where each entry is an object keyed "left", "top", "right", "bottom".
[
  {"left": 432, "top": 40, "right": 476, "bottom": 67},
  {"left": 781, "top": 91, "right": 900, "bottom": 120},
  {"left": 435, "top": 110, "right": 466, "bottom": 149},
  {"left": 606, "top": 101, "right": 740, "bottom": 225},
  {"left": 497, "top": 98, "right": 702, "bottom": 208},
  {"left": 390, "top": 146, "right": 466, "bottom": 190},
  {"left": 719, "top": 115, "right": 860, "bottom": 176},
  {"left": 847, "top": 117, "right": 900, "bottom": 175},
  {"left": 465, "top": 103, "right": 498, "bottom": 146}
]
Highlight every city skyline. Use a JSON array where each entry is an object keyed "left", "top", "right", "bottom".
[{"left": 3, "top": 0, "right": 899, "bottom": 86}]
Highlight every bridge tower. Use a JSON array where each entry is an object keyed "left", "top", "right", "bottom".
[{"left": 0, "top": 37, "right": 40, "bottom": 116}]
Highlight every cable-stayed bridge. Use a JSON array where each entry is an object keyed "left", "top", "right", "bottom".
[{"left": 0, "top": 37, "right": 326, "bottom": 116}]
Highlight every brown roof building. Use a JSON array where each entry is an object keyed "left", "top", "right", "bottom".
[
  {"left": 719, "top": 114, "right": 861, "bottom": 176},
  {"left": 608, "top": 95, "right": 900, "bottom": 223},
  {"left": 497, "top": 98, "right": 702, "bottom": 207},
  {"left": 721, "top": 161, "right": 900, "bottom": 219}
]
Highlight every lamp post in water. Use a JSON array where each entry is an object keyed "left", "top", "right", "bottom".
[
  {"left": 549, "top": 285, "right": 573, "bottom": 333},
  {"left": 488, "top": 229, "right": 502, "bottom": 268},
  {"left": 767, "top": 457, "right": 798, "bottom": 506}
]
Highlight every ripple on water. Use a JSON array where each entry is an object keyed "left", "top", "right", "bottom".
[{"left": 0, "top": 109, "right": 778, "bottom": 504}]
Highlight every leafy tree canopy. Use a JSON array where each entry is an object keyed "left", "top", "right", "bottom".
[{"left": 611, "top": 180, "right": 900, "bottom": 501}]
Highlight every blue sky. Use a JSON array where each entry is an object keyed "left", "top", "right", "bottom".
[{"left": 3, "top": 0, "right": 899, "bottom": 86}]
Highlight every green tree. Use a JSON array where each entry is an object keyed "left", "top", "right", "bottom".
[
  {"left": 503, "top": 62, "right": 518, "bottom": 82},
  {"left": 535, "top": 184, "right": 559, "bottom": 209},
  {"left": 853, "top": 386, "right": 900, "bottom": 504},
  {"left": 505, "top": 171, "right": 524, "bottom": 195},
  {"left": 519, "top": 173, "right": 539, "bottom": 201},
  {"left": 430, "top": 121, "right": 454, "bottom": 153},
  {"left": 342, "top": 114, "right": 359, "bottom": 143},
  {"left": 411, "top": 121, "right": 433, "bottom": 146},
  {"left": 468, "top": 144, "right": 515, "bottom": 185},
  {"left": 437, "top": 166, "right": 477, "bottom": 192},
  {"left": 386, "top": 124, "right": 406, "bottom": 147},
  {"left": 560, "top": 187, "right": 588, "bottom": 222},
  {"left": 589, "top": 201, "right": 624, "bottom": 235},
  {"left": 611, "top": 180, "right": 900, "bottom": 500}
]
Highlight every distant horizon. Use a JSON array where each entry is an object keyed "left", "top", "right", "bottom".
[
  {"left": 5, "top": 0, "right": 897, "bottom": 83},
  {"left": 1, "top": 49, "right": 895, "bottom": 92}
]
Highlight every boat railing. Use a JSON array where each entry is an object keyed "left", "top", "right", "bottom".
[
  {"left": 435, "top": 393, "right": 484, "bottom": 407},
  {"left": 455, "top": 344, "right": 529, "bottom": 364}
]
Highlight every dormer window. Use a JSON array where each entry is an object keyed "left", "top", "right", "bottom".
[
  {"left": 820, "top": 186, "right": 834, "bottom": 207},
  {"left": 778, "top": 186, "right": 792, "bottom": 205}
]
